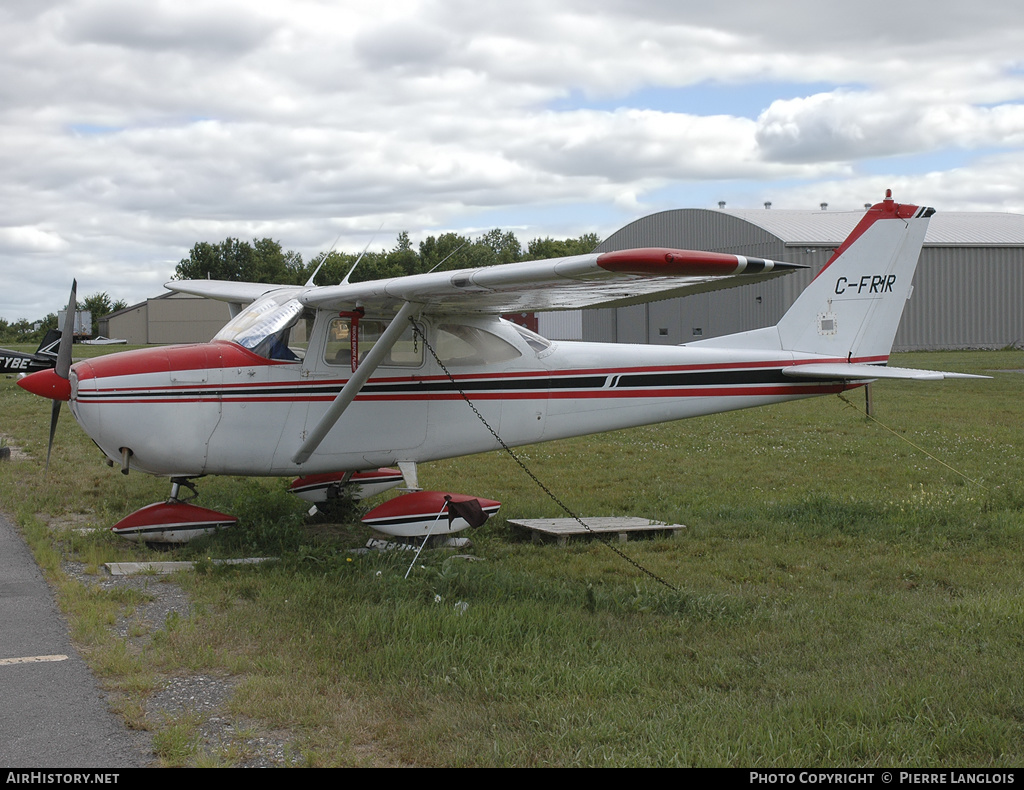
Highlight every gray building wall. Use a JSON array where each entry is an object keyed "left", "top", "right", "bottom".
[
  {"left": 897, "top": 247, "right": 1024, "bottom": 350},
  {"left": 101, "top": 303, "right": 148, "bottom": 344},
  {"left": 106, "top": 293, "right": 232, "bottom": 345},
  {"left": 537, "top": 310, "right": 583, "bottom": 340},
  {"left": 148, "top": 293, "right": 231, "bottom": 344}
]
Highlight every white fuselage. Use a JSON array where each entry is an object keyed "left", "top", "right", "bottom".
[{"left": 68, "top": 315, "right": 856, "bottom": 478}]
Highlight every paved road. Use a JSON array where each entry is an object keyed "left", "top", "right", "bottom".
[{"left": 0, "top": 511, "right": 152, "bottom": 768}]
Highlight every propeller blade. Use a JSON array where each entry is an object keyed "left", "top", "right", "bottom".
[
  {"left": 45, "top": 399, "right": 61, "bottom": 474},
  {"left": 56, "top": 280, "right": 76, "bottom": 379},
  {"left": 45, "top": 280, "right": 77, "bottom": 475}
]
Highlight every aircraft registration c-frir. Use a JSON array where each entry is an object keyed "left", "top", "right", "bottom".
[{"left": 18, "top": 191, "right": 983, "bottom": 542}]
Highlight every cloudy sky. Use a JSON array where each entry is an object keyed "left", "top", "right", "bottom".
[{"left": 3, "top": 0, "right": 1024, "bottom": 322}]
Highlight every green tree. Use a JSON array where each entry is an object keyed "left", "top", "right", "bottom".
[
  {"left": 6, "top": 318, "right": 33, "bottom": 343},
  {"left": 387, "top": 231, "right": 421, "bottom": 277},
  {"left": 418, "top": 232, "right": 475, "bottom": 272},
  {"left": 171, "top": 229, "right": 604, "bottom": 291},
  {"left": 478, "top": 228, "right": 522, "bottom": 264},
  {"left": 301, "top": 250, "right": 354, "bottom": 286},
  {"left": 82, "top": 292, "right": 114, "bottom": 320},
  {"left": 524, "top": 233, "right": 601, "bottom": 260},
  {"left": 173, "top": 238, "right": 303, "bottom": 284},
  {"left": 252, "top": 238, "right": 305, "bottom": 284}
]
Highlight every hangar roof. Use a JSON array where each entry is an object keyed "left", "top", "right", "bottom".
[{"left": 722, "top": 209, "right": 1024, "bottom": 247}]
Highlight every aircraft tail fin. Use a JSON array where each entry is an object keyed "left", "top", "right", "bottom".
[
  {"left": 36, "top": 329, "right": 62, "bottom": 357},
  {"left": 774, "top": 191, "right": 933, "bottom": 361}
]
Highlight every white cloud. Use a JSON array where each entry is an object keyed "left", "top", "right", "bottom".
[
  {"left": 756, "top": 89, "right": 1024, "bottom": 162},
  {"left": 0, "top": 226, "right": 69, "bottom": 254},
  {"left": 1, "top": 0, "right": 1024, "bottom": 320},
  {"left": 56, "top": 0, "right": 275, "bottom": 54}
]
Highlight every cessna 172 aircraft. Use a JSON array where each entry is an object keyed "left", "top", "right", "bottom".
[{"left": 18, "top": 191, "right": 981, "bottom": 542}]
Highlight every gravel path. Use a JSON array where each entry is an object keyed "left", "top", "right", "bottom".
[{"left": 62, "top": 559, "right": 301, "bottom": 767}]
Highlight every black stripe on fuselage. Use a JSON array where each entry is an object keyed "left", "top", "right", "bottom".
[
  {"left": 76, "top": 366, "right": 819, "bottom": 402},
  {"left": 614, "top": 368, "right": 790, "bottom": 388}
]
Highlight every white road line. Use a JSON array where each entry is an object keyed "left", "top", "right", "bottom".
[{"left": 0, "top": 654, "right": 69, "bottom": 666}]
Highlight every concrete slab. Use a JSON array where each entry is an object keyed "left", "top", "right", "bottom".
[
  {"left": 507, "top": 516, "right": 685, "bottom": 545},
  {"left": 105, "top": 557, "right": 277, "bottom": 576}
]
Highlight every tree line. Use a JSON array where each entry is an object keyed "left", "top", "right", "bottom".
[
  {"left": 0, "top": 293, "right": 128, "bottom": 345},
  {"left": 172, "top": 229, "right": 601, "bottom": 285}
]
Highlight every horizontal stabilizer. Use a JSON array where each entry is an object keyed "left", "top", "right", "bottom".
[{"left": 781, "top": 364, "right": 989, "bottom": 381}]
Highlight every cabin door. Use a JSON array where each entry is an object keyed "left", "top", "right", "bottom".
[{"left": 297, "top": 314, "right": 429, "bottom": 467}]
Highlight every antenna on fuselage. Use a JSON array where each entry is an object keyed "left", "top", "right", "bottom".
[
  {"left": 304, "top": 230, "right": 344, "bottom": 287},
  {"left": 340, "top": 222, "right": 385, "bottom": 285},
  {"left": 425, "top": 239, "right": 469, "bottom": 274},
  {"left": 303, "top": 221, "right": 385, "bottom": 287}
]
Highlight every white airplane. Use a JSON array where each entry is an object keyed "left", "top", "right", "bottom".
[{"left": 19, "top": 191, "right": 982, "bottom": 542}]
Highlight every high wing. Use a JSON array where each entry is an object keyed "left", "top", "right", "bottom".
[
  {"left": 167, "top": 280, "right": 295, "bottom": 305},
  {"left": 167, "top": 248, "right": 806, "bottom": 314}
]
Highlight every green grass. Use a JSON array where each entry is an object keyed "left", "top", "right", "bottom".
[{"left": 1, "top": 349, "right": 1023, "bottom": 766}]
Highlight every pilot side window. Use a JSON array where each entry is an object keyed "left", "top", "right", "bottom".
[{"left": 323, "top": 317, "right": 424, "bottom": 368}]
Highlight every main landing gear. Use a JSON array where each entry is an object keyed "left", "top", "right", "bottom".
[{"left": 109, "top": 476, "right": 237, "bottom": 547}]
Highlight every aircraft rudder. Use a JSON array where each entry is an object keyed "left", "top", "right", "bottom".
[
  {"left": 776, "top": 190, "right": 933, "bottom": 360},
  {"left": 36, "top": 328, "right": 62, "bottom": 356},
  {"left": 815, "top": 189, "right": 934, "bottom": 279}
]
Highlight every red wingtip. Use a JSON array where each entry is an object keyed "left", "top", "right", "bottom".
[
  {"left": 596, "top": 248, "right": 745, "bottom": 276},
  {"left": 17, "top": 369, "right": 71, "bottom": 401}
]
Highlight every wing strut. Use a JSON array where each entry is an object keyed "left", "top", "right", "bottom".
[{"left": 291, "top": 301, "right": 419, "bottom": 465}]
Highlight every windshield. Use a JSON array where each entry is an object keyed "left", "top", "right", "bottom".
[
  {"left": 213, "top": 293, "right": 307, "bottom": 361},
  {"left": 510, "top": 323, "right": 552, "bottom": 353}
]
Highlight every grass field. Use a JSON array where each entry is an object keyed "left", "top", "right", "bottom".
[{"left": 1, "top": 347, "right": 1023, "bottom": 766}]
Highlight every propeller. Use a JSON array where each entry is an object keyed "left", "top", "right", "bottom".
[{"left": 45, "top": 280, "right": 77, "bottom": 473}]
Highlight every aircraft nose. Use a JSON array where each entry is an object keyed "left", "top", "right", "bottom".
[{"left": 17, "top": 368, "right": 71, "bottom": 401}]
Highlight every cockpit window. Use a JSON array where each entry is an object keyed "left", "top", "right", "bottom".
[
  {"left": 324, "top": 317, "right": 424, "bottom": 368},
  {"left": 213, "top": 294, "right": 309, "bottom": 361},
  {"left": 435, "top": 324, "right": 522, "bottom": 366}
]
